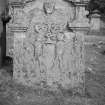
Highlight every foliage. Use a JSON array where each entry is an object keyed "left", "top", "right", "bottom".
[{"left": 87, "top": 0, "right": 105, "bottom": 14}]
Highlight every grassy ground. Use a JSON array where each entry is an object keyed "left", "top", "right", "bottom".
[
  {"left": 85, "top": 35, "right": 105, "bottom": 105},
  {"left": 0, "top": 35, "right": 105, "bottom": 105}
]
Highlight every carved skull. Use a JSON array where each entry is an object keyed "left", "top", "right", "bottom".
[{"left": 43, "top": 0, "right": 55, "bottom": 14}]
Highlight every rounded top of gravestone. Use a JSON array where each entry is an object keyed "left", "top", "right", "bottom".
[
  {"left": 64, "top": 0, "right": 89, "bottom": 2},
  {"left": 62, "top": 0, "right": 89, "bottom": 6},
  {"left": 92, "top": 9, "right": 100, "bottom": 14},
  {"left": 89, "top": 10, "right": 101, "bottom": 18}
]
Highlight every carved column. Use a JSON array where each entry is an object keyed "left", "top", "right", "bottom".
[
  {"left": 7, "top": 1, "right": 29, "bottom": 85},
  {"left": 68, "top": 0, "right": 89, "bottom": 94},
  {"left": 11, "top": 27, "right": 28, "bottom": 84}
]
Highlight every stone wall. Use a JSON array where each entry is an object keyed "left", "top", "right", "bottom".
[{"left": 7, "top": 0, "right": 89, "bottom": 92}]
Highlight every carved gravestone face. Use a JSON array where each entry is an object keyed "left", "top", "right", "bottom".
[
  {"left": 43, "top": 0, "right": 55, "bottom": 14},
  {"left": 8, "top": 0, "right": 86, "bottom": 93}
]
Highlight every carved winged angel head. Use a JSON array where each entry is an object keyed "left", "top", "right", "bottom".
[{"left": 43, "top": 0, "right": 56, "bottom": 14}]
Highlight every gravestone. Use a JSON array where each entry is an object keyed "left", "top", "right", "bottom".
[
  {"left": 89, "top": 10, "right": 101, "bottom": 31},
  {"left": 7, "top": 0, "right": 89, "bottom": 93}
]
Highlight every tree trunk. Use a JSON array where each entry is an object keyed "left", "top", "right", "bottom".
[{"left": 0, "top": 0, "right": 7, "bottom": 67}]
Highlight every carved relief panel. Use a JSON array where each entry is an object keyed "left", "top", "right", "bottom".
[{"left": 8, "top": 0, "right": 86, "bottom": 92}]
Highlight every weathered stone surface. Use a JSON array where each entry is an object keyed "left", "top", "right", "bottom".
[{"left": 7, "top": 0, "right": 88, "bottom": 92}]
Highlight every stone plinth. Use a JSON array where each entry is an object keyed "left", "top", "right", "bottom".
[{"left": 7, "top": 0, "right": 89, "bottom": 92}]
